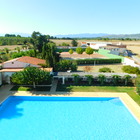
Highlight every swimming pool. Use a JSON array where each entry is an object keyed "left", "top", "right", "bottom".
[{"left": 0, "top": 96, "right": 140, "bottom": 140}]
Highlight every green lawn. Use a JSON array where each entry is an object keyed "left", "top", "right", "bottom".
[
  {"left": 11, "top": 86, "right": 51, "bottom": 91},
  {"left": 57, "top": 85, "right": 140, "bottom": 106}
]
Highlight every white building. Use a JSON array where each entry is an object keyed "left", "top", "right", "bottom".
[{"left": 81, "top": 42, "right": 112, "bottom": 50}]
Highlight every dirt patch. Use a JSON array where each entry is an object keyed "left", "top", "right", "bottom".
[
  {"left": 0, "top": 45, "right": 22, "bottom": 50},
  {"left": 60, "top": 52, "right": 106, "bottom": 59}
]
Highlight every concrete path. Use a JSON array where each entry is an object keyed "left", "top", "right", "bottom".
[{"left": 50, "top": 79, "right": 58, "bottom": 92}]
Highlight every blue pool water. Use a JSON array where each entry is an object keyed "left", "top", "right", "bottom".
[{"left": 0, "top": 96, "right": 140, "bottom": 140}]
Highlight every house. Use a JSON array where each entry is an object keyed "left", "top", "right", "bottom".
[
  {"left": 0, "top": 56, "right": 53, "bottom": 85},
  {"left": 2, "top": 56, "right": 46, "bottom": 69}
]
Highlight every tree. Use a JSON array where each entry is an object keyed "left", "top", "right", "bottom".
[
  {"left": 76, "top": 47, "right": 84, "bottom": 54},
  {"left": 135, "top": 76, "right": 140, "bottom": 95},
  {"left": 85, "top": 47, "right": 94, "bottom": 55},
  {"left": 45, "top": 42, "right": 60, "bottom": 68},
  {"left": 11, "top": 67, "right": 52, "bottom": 88},
  {"left": 85, "top": 75, "right": 93, "bottom": 85},
  {"left": 4, "top": 48, "right": 10, "bottom": 54},
  {"left": 56, "top": 60, "right": 77, "bottom": 72},
  {"left": 69, "top": 49, "right": 74, "bottom": 54},
  {"left": 124, "top": 75, "right": 131, "bottom": 86},
  {"left": 98, "top": 74, "right": 106, "bottom": 85},
  {"left": 112, "top": 75, "right": 121, "bottom": 85},
  {"left": 71, "top": 39, "right": 78, "bottom": 47},
  {"left": 72, "top": 74, "right": 80, "bottom": 85},
  {"left": 30, "top": 31, "right": 49, "bottom": 52}
]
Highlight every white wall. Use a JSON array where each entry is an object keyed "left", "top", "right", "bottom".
[
  {"left": 2, "top": 72, "right": 15, "bottom": 84},
  {"left": 123, "top": 57, "right": 140, "bottom": 68}
]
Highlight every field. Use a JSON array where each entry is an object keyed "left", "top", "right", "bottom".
[
  {"left": 0, "top": 39, "right": 140, "bottom": 57},
  {"left": 77, "top": 64, "right": 124, "bottom": 73},
  {"left": 0, "top": 45, "right": 22, "bottom": 50}
]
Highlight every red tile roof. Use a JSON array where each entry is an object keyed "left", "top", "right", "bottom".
[{"left": 17, "top": 56, "right": 46, "bottom": 65}]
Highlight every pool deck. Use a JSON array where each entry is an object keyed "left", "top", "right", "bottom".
[{"left": 0, "top": 85, "right": 140, "bottom": 123}]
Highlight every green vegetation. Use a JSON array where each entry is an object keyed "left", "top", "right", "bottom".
[
  {"left": 56, "top": 85, "right": 140, "bottom": 106},
  {"left": 60, "top": 42, "right": 70, "bottom": 46},
  {"left": 43, "top": 42, "right": 60, "bottom": 68},
  {"left": 30, "top": 31, "right": 49, "bottom": 52},
  {"left": 0, "top": 36, "right": 30, "bottom": 46},
  {"left": 76, "top": 47, "right": 84, "bottom": 54},
  {"left": 99, "top": 67, "right": 112, "bottom": 73},
  {"left": 76, "top": 58, "right": 121, "bottom": 65},
  {"left": 122, "top": 65, "right": 140, "bottom": 75},
  {"left": 85, "top": 75, "right": 93, "bottom": 85},
  {"left": 11, "top": 67, "right": 52, "bottom": 88},
  {"left": 69, "top": 49, "right": 74, "bottom": 54},
  {"left": 72, "top": 74, "right": 80, "bottom": 85},
  {"left": 135, "top": 76, "right": 140, "bottom": 95},
  {"left": 85, "top": 47, "right": 94, "bottom": 55},
  {"left": 71, "top": 39, "right": 78, "bottom": 46},
  {"left": 98, "top": 74, "right": 106, "bottom": 85},
  {"left": 55, "top": 60, "right": 77, "bottom": 72},
  {"left": 10, "top": 86, "right": 51, "bottom": 91}
]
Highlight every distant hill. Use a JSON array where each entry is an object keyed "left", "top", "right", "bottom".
[
  {"left": 55, "top": 33, "right": 140, "bottom": 39},
  {"left": 103, "top": 34, "right": 140, "bottom": 39},
  {"left": 55, "top": 33, "right": 109, "bottom": 38}
]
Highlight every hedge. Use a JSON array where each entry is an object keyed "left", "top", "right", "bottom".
[{"left": 75, "top": 58, "right": 122, "bottom": 65}]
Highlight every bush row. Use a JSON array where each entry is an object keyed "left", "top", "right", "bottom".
[{"left": 75, "top": 58, "right": 122, "bottom": 65}]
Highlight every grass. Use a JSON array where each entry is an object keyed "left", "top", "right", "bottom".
[
  {"left": 57, "top": 85, "right": 140, "bottom": 106},
  {"left": 10, "top": 86, "right": 51, "bottom": 91}
]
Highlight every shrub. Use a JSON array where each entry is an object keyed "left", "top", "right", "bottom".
[
  {"left": 85, "top": 47, "right": 94, "bottom": 55},
  {"left": 69, "top": 49, "right": 74, "bottom": 54},
  {"left": 76, "top": 47, "right": 84, "bottom": 54},
  {"left": 84, "top": 66, "right": 92, "bottom": 72},
  {"left": 99, "top": 67, "right": 112, "bottom": 73},
  {"left": 76, "top": 58, "right": 121, "bottom": 65},
  {"left": 122, "top": 65, "right": 140, "bottom": 75},
  {"left": 61, "top": 42, "right": 70, "bottom": 46}
]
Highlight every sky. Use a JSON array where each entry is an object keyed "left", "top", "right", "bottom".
[{"left": 0, "top": 0, "right": 140, "bottom": 35}]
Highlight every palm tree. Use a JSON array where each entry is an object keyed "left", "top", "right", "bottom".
[
  {"left": 124, "top": 75, "right": 131, "bottom": 86},
  {"left": 72, "top": 74, "right": 80, "bottom": 85},
  {"left": 85, "top": 75, "right": 93, "bottom": 85},
  {"left": 98, "top": 74, "right": 106, "bottom": 85},
  {"left": 112, "top": 75, "right": 121, "bottom": 86}
]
